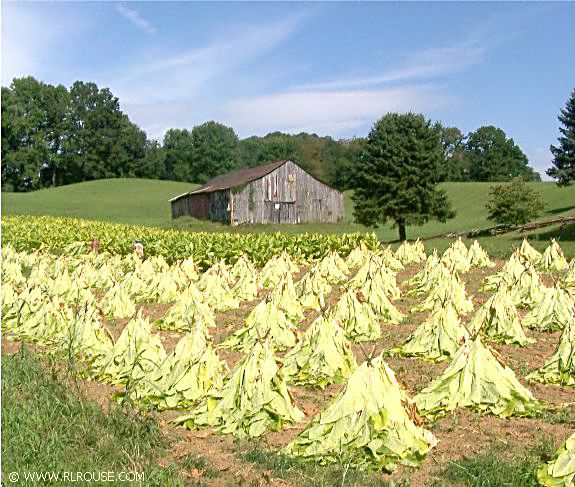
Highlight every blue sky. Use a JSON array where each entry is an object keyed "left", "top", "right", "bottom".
[{"left": 2, "top": 2, "right": 574, "bottom": 178}]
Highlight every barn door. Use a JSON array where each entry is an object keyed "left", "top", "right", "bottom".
[
  {"left": 279, "top": 202, "right": 295, "bottom": 223},
  {"left": 313, "top": 199, "right": 323, "bottom": 221},
  {"left": 265, "top": 202, "right": 281, "bottom": 223}
]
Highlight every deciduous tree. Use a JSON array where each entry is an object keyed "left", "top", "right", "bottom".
[
  {"left": 485, "top": 177, "right": 545, "bottom": 226},
  {"left": 464, "top": 126, "right": 539, "bottom": 182},
  {"left": 190, "top": 121, "right": 240, "bottom": 183}
]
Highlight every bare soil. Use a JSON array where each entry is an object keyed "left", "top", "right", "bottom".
[{"left": 3, "top": 259, "right": 574, "bottom": 486}]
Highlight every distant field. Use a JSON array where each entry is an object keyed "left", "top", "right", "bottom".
[{"left": 2, "top": 179, "right": 574, "bottom": 257}]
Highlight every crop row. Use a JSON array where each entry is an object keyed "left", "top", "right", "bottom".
[{"left": 1, "top": 216, "right": 380, "bottom": 268}]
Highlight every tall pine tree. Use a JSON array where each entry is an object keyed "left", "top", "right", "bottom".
[
  {"left": 353, "top": 113, "right": 455, "bottom": 241},
  {"left": 548, "top": 89, "right": 575, "bottom": 186}
]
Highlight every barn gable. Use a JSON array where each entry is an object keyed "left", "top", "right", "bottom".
[{"left": 169, "top": 160, "right": 344, "bottom": 224}]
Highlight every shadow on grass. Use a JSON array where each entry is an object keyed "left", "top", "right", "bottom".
[
  {"left": 511, "top": 223, "right": 575, "bottom": 243},
  {"left": 545, "top": 205, "right": 575, "bottom": 215}
]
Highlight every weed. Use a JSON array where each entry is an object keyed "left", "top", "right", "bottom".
[
  {"left": 180, "top": 454, "right": 221, "bottom": 478},
  {"left": 235, "top": 440, "right": 408, "bottom": 487},
  {"left": 432, "top": 438, "right": 556, "bottom": 487},
  {"left": 539, "top": 407, "right": 575, "bottom": 426}
]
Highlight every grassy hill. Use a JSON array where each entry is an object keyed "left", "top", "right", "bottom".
[
  {"left": 3, "top": 179, "right": 574, "bottom": 256},
  {"left": 1, "top": 179, "right": 195, "bottom": 227}
]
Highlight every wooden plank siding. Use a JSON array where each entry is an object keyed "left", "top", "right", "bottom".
[
  {"left": 171, "top": 193, "right": 210, "bottom": 219},
  {"left": 170, "top": 160, "right": 344, "bottom": 224},
  {"left": 208, "top": 191, "right": 232, "bottom": 223},
  {"left": 230, "top": 161, "right": 343, "bottom": 224}
]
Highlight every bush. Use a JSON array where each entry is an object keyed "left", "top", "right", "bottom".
[{"left": 486, "top": 177, "right": 546, "bottom": 226}]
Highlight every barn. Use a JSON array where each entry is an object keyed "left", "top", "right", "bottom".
[{"left": 169, "top": 160, "right": 344, "bottom": 225}]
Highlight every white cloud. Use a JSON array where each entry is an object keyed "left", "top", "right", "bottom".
[
  {"left": 294, "top": 44, "right": 486, "bottom": 91},
  {"left": 223, "top": 86, "right": 453, "bottom": 137},
  {"left": 108, "top": 12, "right": 310, "bottom": 138},
  {"left": 114, "top": 3, "right": 156, "bottom": 34},
  {"left": 110, "top": 12, "right": 306, "bottom": 105},
  {"left": 116, "top": 31, "right": 481, "bottom": 139}
]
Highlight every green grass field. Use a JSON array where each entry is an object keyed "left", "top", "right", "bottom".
[
  {"left": 1, "top": 179, "right": 194, "bottom": 227},
  {"left": 2, "top": 178, "right": 574, "bottom": 257}
]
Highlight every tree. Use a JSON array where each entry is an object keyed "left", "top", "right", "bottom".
[
  {"left": 163, "top": 129, "right": 194, "bottom": 181},
  {"left": 239, "top": 132, "right": 303, "bottom": 169},
  {"left": 322, "top": 137, "right": 365, "bottom": 190},
  {"left": 485, "top": 177, "right": 545, "bottom": 226},
  {"left": 61, "top": 81, "right": 146, "bottom": 184},
  {"left": 1, "top": 77, "right": 68, "bottom": 191},
  {"left": 190, "top": 121, "right": 240, "bottom": 183},
  {"left": 352, "top": 112, "right": 455, "bottom": 241},
  {"left": 436, "top": 124, "right": 469, "bottom": 181},
  {"left": 548, "top": 89, "right": 575, "bottom": 186},
  {"left": 139, "top": 140, "right": 166, "bottom": 179},
  {"left": 464, "top": 126, "right": 540, "bottom": 182}
]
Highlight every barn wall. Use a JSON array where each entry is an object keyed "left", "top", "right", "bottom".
[
  {"left": 209, "top": 190, "right": 231, "bottom": 223},
  {"left": 231, "top": 161, "right": 344, "bottom": 224},
  {"left": 189, "top": 193, "right": 210, "bottom": 219},
  {"left": 171, "top": 195, "right": 191, "bottom": 219},
  {"left": 170, "top": 193, "right": 211, "bottom": 219}
]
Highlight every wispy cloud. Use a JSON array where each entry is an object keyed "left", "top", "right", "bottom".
[
  {"left": 295, "top": 44, "right": 485, "bottom": 92},
  {"left": 114, "top": 3, "right": 156, "bottom": 34},
  {"left": 224, "top": 85, "right": 453, "bottom": 137},
  {"left": 1, "top": 3, "right": 85, "bottom": 85},
  {"left": 110, "top": 12, "right": 310, "bottom": 139}
]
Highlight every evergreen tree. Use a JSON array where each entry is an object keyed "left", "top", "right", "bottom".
[
  {"left": 548, "top": 89, "right": 575, "bottom": 186},
  {"left": 353, "top": 112, "right": 455, "bottom": 241}
]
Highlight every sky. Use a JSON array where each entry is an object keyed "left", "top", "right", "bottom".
[{"left": 2, "top": 2, "right": 574, "bottom": 178}]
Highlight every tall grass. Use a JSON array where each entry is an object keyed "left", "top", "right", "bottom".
[{"left": 1, "top": 346, "right": 186, "bottom": 486}]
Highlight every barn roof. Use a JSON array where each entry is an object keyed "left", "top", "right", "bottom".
[
  {"left": 191, "top": 160, "right": 288, "bottom": 194},
  {"left": 169, "top": 160, "right": 289, "bottom": 201}
]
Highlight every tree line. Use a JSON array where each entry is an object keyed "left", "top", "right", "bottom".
[{"left": 1, "top": 76, "right": 550, "bottom": 193}]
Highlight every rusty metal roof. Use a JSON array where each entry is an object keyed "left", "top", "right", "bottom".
[{"left": 190, "top": 160, "right": 289, "bottom": 195}]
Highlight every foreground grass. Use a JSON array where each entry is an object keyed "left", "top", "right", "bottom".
[
  {"left": 234, "top": 440, "right": 409, "bottom": 487},
  {"left": 432, "top": 439, "right": 556, "bottom": 487},
  {"left": 1, "top": 347, "right": 187, "bottom": 486}
]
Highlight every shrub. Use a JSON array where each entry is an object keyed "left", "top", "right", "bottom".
[{"left": 486, "top": 177, "right": 546, "bottom": 226}]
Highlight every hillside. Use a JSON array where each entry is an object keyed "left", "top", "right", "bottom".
[
  {"left": 1, "top": 179, "right": 195, "bottom": 227},
  {"left": 2, "top": 179, "right": 574, "bottom": 256}
]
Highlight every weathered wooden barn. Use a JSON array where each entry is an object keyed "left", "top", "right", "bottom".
[{"left": 169, "top": 160, "right": 344, "bottom": 224}]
